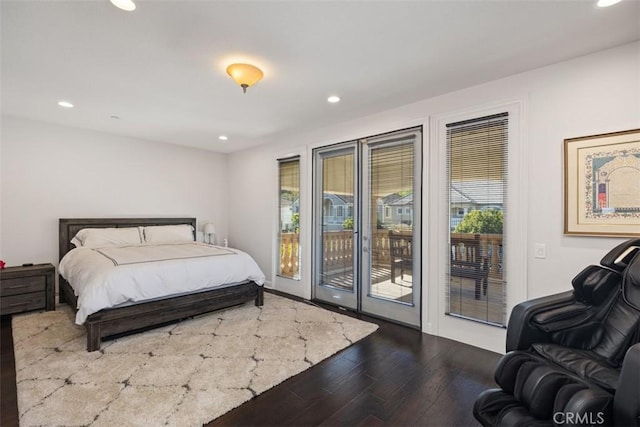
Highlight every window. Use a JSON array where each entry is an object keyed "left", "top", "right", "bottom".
[
  {"left": 385, "top": 207, "right": 391, "bottom": 218},
  {"left": 446, "top": 112, "right": 507, "bottom": 326},
  {"left": 405, "top": 207, "right": 411, "bottom": 214},
  {"left": 397, "top": 207, "right": 402, "bottom": 215},
  {"left": 278, "top": 157, "right": 300, "bottom": 280},
  {"left": 348, "top": 205, "right": 353, "bottom": 217},
  {"left": 323, "top": 199, "right": 333, "bottom": 217},
  {"left": 337, "top": 206, "right": 344, "bottom": 217}
]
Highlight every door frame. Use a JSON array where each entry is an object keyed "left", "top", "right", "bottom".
[
  {"left": 311, "top": 141, "right": 360, "bottom": 310},
  {"left": 311, "top": 127, "right": 423, "bottom": 328},
  {"left": 360, "top": 129, "right": 422, "bottom": 327}
]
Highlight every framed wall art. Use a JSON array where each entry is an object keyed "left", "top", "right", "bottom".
[{"left": 564, "top": 129, "right": 640, "bottom": 237}]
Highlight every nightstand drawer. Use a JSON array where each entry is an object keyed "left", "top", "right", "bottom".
[
  {"left": 1, "top": 292, "right": 46, "bottom": 315},
  {"left": 0, "top": 263, "right": 55, "bottom": 314},
  {"left": 0, "top": 276, "right": 46, "bottom": 296}
]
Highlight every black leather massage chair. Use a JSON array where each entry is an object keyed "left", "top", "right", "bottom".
[{"left": 474, "top": 239, "right": 640, "bottom": 426}]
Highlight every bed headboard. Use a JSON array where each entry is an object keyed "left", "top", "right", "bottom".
[{"left": 59, "top": 217, "right": 197, "bottom": 261}]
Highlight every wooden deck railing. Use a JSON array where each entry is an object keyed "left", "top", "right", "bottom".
[
  {"left": 322, "top": 231, "right": 354, "bottom": 271},
  {"left": 279, "top": 233, "right": 300, "bottom": 278},
  {"left": 454, "top": 232, "right": 504, "bottom": 280},
  {"left": 279, "top": 231, "right": 504, "bottom": 280}
]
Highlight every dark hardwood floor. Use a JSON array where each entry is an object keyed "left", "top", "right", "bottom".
[
  {"left": 1, "top": 315, "right": 19, "bottom": 427},
  {"left": 207, "top": 301, "right": 501, "bottom": 426},
  {"left": 1, "top": 299, "right": 501, "bottom": 427}
]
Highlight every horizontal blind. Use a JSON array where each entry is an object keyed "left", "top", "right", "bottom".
[
  {"left": 279, "top": 157, "right": 300, "bottom": 193},
  {"left": 369, "top": 140, "right": 415, "bottom": 200},
  {"left": 446, "top": 113, "right": 508, "bottom": 326},
  {"left": 367, "top": 130, "right": 418, "bottom": 206}
]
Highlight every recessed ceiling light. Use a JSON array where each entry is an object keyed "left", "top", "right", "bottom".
[
  {"left": 597, "top": 0, "right": 622, "bottom": 7},
  {"left": 218, "top": 135, "right": 228, "bottom": 141},
  {"left": 327, "top": 96, "right": 340, "bottom": 103},
  {"left": 57, "top": 101, "right": 74, "bottom": 108},
  {"left": 110, "top": 0, "right": 136, "bottom": 11}
]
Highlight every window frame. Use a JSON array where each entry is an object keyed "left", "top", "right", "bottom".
[
  {"left": 277, "top": 156, "right": 301, "bottom": 281},
  {"left": 429, "top": 99, "right": 527, "bottom": 354},
  {"left": 273, "top": 147, "right": 310, "bottom": 300}
]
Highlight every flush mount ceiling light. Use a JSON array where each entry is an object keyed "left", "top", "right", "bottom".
[
  {"left": 226, "top": 63, "right": 264, "bottom": 93},
  {"left": 58, "top": 100, "right": 74, "bottom": 108},
  {"left": 218, "top": 135, "right": 228, "bottom": 141},
  {"left": 110, "top": 0, "right": 136, "bottom": 11},
  {"left": 597, "top": 0, "right": 621, "bottom": 6},
  {"left": 327, "top": 95, "right": 340, "bottom": 103}
]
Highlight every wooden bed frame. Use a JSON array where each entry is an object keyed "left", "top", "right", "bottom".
[{"left": 59, "top": 218, "right": 264, "bottom": 352}]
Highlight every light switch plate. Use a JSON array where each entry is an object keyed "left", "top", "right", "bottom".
[{"left": 535, "top": 243, "right": 547, "bottom": 259}]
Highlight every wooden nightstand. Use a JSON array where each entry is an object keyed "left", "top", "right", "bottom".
[{"left": 0, "top": 264, "right": 55, "bottom": 315}]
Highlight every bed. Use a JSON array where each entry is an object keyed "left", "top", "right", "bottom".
[{"left": 58, "top": 218, "right": 264, "bottom": 352}]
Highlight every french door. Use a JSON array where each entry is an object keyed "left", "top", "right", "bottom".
[{"left": 312, "top": 128, "right": 421, "bottom": 327}]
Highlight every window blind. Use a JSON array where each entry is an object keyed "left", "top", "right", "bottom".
[
  {"left": 368, "top": 139, "right": 415, "bottom": 226},
  {"left": 446, "top": 113, "right": 508, "bottom": 326}
]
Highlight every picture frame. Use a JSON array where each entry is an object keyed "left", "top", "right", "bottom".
[{"left": 564, "top": 129, "right": 640, "bottom": 237}]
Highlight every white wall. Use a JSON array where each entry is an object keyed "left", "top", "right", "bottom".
[
  {"left": 227, "top": 42, "right": 640, "bottom": 349},
  {"left": 1, "top": 42, "right": 637, "bottom": 351},
  {"left": 0, "top": 116, "right": 229, "bottom": 266}
]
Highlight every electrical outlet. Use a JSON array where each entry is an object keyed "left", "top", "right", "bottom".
[{"left": 535, "top": 243, "right": 547, "bottom": 259}]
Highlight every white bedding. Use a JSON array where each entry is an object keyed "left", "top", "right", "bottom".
[{"left": 59, "top": 242, "right": 266, "bottom": 325}]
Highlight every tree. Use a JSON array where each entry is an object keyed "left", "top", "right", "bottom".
[
  {"left": 291, "top": 213, "right": 300, "bottom": 233},
  {"left": 454, "top": 209, "right": 503, "bottom": 234},
  {"left": 343, "top": 217, "right": 354, "bottom": 230}
]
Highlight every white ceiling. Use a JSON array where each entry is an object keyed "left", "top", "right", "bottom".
[{"left": 2, "top": 0, "right": 639, "bottom": 153}]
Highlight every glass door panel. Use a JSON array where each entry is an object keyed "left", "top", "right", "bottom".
[
  {"left": 361, "top": 131, "right": 421, "bottom": 327},
  {"left": 313, "top": 144, "right": 358, "bottom": 310}
]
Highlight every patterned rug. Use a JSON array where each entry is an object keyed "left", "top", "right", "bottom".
[{"left": 12, "top": 293, "right": 378, "bottom": 426}]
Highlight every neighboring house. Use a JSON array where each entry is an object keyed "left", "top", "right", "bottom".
[
  {"left": 322, "top": 183, "right": 503, "bottom": 231},
  {"left": 323, "top": 193, "right": 353, "bottom": 231},
  {"left": 280, "top": 197, "right": 294, "bottom": 232},
  {"left": 283, "top": 193, "right": 356, "bottom": 232},
  {"left": 281, "top": 197, "right": 300, "bottom": 232},
  {"left": 379, "top": 193, "right": 414, "bottom": 227},
  {"left": 450, "top": 180, "right": 505, "bottom": 229}
]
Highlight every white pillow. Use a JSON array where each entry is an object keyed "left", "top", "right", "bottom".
[
  {"left": 71, "top": 227, "right": 143, "bottom": 248},
  {"left": 143, "top": 224, "right": 194, "bottom": 243}
]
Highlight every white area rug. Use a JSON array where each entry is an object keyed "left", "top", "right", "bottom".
[{"left": 13, "top": 293, "right": 378, "bottom": 426}]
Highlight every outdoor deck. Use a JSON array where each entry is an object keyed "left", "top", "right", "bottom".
[
  {"left": 322, "top": 266, "right": 504, "bottom": 324},
  {"left": 322, "top": 265, "right": 413, "bottom": 303},
  {"left": 280, "top": 231, "right": 506, "bottom": 325}
]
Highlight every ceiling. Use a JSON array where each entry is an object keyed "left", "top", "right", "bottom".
[{"left": 2, "top": 1, "right": 639, "bottom": 154}]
